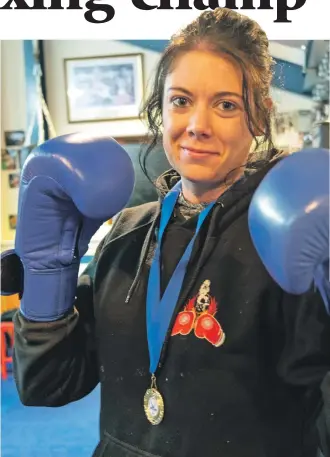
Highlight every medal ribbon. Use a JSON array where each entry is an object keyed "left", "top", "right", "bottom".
[{"left": 146, "top": 180, "right": 216, "bottom": 374}]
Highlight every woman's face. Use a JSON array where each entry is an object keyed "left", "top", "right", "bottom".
[{"left": 162, "top": 49, "right": 254, "bottom": 191}]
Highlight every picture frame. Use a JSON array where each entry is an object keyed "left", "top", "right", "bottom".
[
  {"left": 8, "top": 215, "right": 17, "bottom": 230},
  {"left": 1, "top": 145, "right": 34, "bottom": 171},
  {"left": 4, "top": 130, "right": 25, "bottom": 147},
  {"left": 1, "top": 149, "right": 19, "bottom": 170},
  {"left": 64, "top": 53, "right": 145, "bottom": 123},
  {"left": 8, "top": 172, "right": 20, "bottom": 189}
]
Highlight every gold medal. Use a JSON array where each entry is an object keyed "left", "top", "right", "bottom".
[{"left": 143, "top": 374, "right": 164, "bottom": 425}]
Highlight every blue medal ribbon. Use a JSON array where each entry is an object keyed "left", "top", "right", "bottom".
[{"left": 146, "top": 180, "right": 216, "bottom": 374}]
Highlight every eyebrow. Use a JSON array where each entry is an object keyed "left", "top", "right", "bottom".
[{"left": 167, "top": 86, "right": 242, "bottom": 99}]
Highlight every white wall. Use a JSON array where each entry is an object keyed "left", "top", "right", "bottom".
[
  {"left": 1, "top": 40, "right": 26, "bottom": 146},
  {"left": 271, "top": 86, "right": 315, "bottom": 113},
  {"left": 43, "top": 40, "right": 161, "bottom": 138},
  {"left": 1, "top": 40, "right": 26, "bottom": 245},
  {"left": 269, "top": 41, "right": 305, "bottom": 67}
]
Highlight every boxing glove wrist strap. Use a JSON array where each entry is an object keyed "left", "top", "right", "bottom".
[{"left": 19, "top": 263, "right": 79, "bottom": 322}]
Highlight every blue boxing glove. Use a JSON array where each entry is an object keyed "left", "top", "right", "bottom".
[
  {"left": 1, "top": 132, "right": 135, "bottom": 321},
  {"left": 248, "top": 148, "right": 329, "bottom": 310}
]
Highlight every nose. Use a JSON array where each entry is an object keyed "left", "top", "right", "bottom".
[{"left": 186, "top": 105, "right": 212, "bottom": 139}]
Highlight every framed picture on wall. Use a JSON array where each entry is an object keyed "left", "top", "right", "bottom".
[
  {"left": 4, "top": 130, "right": 25, "bottom": 147},
  {"left": 8, "top": 215, "right": 17, "bottom": 230},
  {"left": 8, "top": 172, "right": 20, "bottom": 189},
  {"left": 64, "top": 53, "right": 145, "bottom": 123},
  {"left": 1, "top": 149, "right": 19, "bottom": 170}
]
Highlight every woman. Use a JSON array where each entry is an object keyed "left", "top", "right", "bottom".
[{"left": 12, "top": 8, "right": 330, "bottom": 457}]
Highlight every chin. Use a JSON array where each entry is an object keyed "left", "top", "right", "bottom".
[{"left": 178, "top": 163, "right": 222, "bottom": 185}]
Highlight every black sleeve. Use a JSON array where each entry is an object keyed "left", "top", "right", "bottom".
[
  {"left": 12, "top": 237, "right": 107, "bottom": 407},
  {"left": 276, "top": 287, "right": 330, "bottom": 455}
]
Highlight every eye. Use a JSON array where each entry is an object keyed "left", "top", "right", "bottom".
[
  {"left": 218, "top": 101, "right": 237, "bottom": 111},
  {"left": 171, "top": 96, "right": 190, "bottom": 107}
]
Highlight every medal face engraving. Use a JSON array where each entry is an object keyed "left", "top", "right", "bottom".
[{"left": 143, "top": 388, "right": 164, "bottom": 425}]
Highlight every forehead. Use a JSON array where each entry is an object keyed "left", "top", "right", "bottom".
[{"left": 164, "top": 50, "right": 243, "bottom": 94}]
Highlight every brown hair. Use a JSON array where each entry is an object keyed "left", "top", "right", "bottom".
[{"left": 140, "top": 7, "right": 277, "bottom": 181}]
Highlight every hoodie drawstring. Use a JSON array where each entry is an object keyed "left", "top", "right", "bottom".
[{"left": 125, "top": 212, "right": 160, "bottom": 304}]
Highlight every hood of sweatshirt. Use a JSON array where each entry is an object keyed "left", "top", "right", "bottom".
[
  {"left": 154, "top": 148, "right": 286, "bottom": 205},
  {"left": 125, "top": 148, "right": 287, "bottom": 303}
]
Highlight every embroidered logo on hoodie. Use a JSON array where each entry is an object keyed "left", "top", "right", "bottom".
[{"left": 171, "top": 280, "right": 226, "bottom": 347}]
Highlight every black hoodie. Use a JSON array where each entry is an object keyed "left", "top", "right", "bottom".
[{"left": 12, "top": 152, "right": 330, "bottom": 457}]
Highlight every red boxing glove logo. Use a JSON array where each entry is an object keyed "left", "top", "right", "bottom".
[
  {"left": 194, "top": 314, "right": 225, "bottom": 347},
  {"left": 172, "top": 310, "right": 195, "bottom": 336},
  {"left": 171, "top": 280, "right": 226, "bottom": 348}
]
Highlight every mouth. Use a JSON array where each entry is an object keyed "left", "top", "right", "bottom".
[{"left": 180, "top": 146, "right": 219, "bottom": 158}]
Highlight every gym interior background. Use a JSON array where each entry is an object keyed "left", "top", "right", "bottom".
[{"left": 0, "top": 39, "right": 329, "bottom": 456}]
